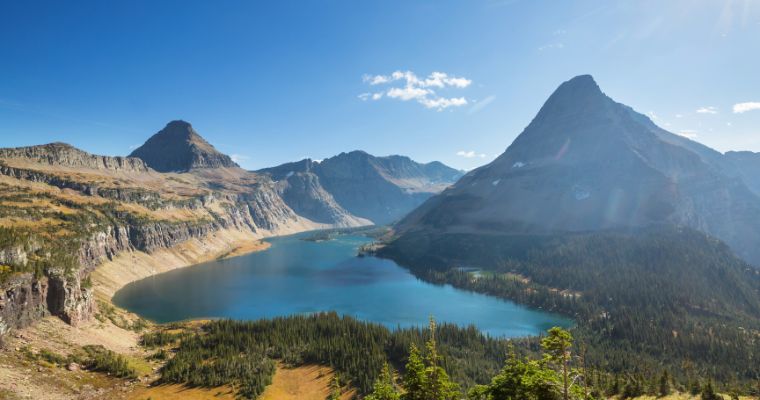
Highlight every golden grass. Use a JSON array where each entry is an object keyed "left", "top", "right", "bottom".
[
  {"left": 218, "top": 240, "right": 271, "bottom": 260},
  {"left": 259, "top": 364, "right": 355, "bottom": 400},
  {"left": 128, "top": 384, "right": 237, "bottom": 400},
  {"left": 624, "top": 394, "right": 757, "bottom": 400}
]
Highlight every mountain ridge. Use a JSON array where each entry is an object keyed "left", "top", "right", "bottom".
[{"left": 258, "top": 151, "right": 464, "bottom": 225}]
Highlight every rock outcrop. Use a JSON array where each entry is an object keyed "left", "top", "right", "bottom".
[
  {"left": 0, "top": 274, "right": 49, "bottom": 342},
  {"left": 129, "top": 120, "right": 239, "bottom": 172},
  {"left": 0, "top": 142, "right": 149, "bottom": 172}
]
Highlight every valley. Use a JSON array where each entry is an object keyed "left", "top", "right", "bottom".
[{"left": 0, "top": 76, "right": 759, "bottom": 399}]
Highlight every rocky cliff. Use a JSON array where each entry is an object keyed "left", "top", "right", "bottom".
[{"left": 0, "top": 142, "right": 149, "bottom": 172}]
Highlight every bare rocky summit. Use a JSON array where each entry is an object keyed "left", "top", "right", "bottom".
[{"left": 129, "top": 120, "right": 239, "bottom": 172}]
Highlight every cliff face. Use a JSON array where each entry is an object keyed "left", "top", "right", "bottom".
[
  {"left": 0, "top": 274, "right": 49, "bottom": 341},
  {"left": 0, "top": 142, "right": 149, "bottom": 172},
  {"left": 129, "top": 120, "right": 239, "bottom": 172}
]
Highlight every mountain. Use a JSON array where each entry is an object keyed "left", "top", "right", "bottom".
[
  {"left": 394, "top": 75, "right": 760, "bottom": 266},
  {"left": 256, "top": 158, "right": 371, "bottom": 227},
  {"left": 129, "top": 120, "right": 239, "bottom": 172},
  {"left": 258, "top": 151, "right": 464, "bottom": 225},
  {"left": 725, "top": 151, "right": 760, "bottom": 196},
  {"left": 0, "top": 121, "right": 372, "bottom": 342},
  {"left": 378, "top": 75, "right": 760, "bottom": 383}
]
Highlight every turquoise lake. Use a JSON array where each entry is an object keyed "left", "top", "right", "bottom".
[{"left": 112, "top": 232, "right": 570, "bottom": 337}]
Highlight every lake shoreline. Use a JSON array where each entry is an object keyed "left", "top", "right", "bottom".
[
  {"left": 92, "top": 228, "right": 278, "bottom": 301},
  {"left": 113, "top": 233, "right": 570, "bottom": 338}
]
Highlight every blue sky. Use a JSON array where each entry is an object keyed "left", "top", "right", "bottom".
[{"left": 1, "top": 0, "right": 759, "bottom": 170}]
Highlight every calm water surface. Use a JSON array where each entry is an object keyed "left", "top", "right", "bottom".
[{"left": 113, "top": 233, "right": 570, "bottom": 337}]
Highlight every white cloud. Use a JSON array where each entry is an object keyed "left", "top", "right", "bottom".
[
  {"left": 696, "top": 106, "right": 718, "bottom": 114},
  {"left": 387, "top": 86, "right": 431, "bottom": 101},
  {"left": 360, "top": 70, "right": 472, "bottom": 110},
  {"left": 733, "top": 102, "right": 760, "bottom": 113},
  {"left": 359, "top": 92, "right": 385, "bottom": 101},
  {"left": 677, "top": 130, "right": 699, "bottom": 139},
  {"left": 647, "top": 111, "right": 659, "bottom": 121},
  {"left": 675, "top": 114, "right": 683, "bottom": 118},
  {"left": 230, "top": 154, "right": 249, "bottom": 163},
  {"left": 420, "top": 96, "right": 467, "bottom": 109},
  {"left": 457, "top": 150, "right": 487, "bottom": 158}
]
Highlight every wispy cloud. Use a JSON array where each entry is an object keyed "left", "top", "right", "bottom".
[
  {"left": 360, "top": 70, "right": 472, "bottom": 111},
  {"left": 468, "top": 95, "right": 496, "bottom": 115},
  {"left": 456, "top": 150, "right": 487, "bottom": 158},
  {"left": 696, "top": 106, "right": 718, "bottom": 114},
  {"left": 733, "top": 102, "right": 760, "bottom": 113},
  {"left": 538, "top": 43, "right": 564, "bottom": 51}
]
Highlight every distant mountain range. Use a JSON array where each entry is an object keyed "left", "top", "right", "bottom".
[
  {"left": 393, "top": 75, "right": 760, "bottom": 266},
  {"left": 257, "top": 152, "right": 464, "bottom": 225}
]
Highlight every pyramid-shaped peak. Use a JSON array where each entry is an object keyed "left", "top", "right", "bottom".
[
  {"left": 158, "top": 120, "right": 201, "bottom": 139},
  {"left": 129, "top": 121, "right": 238, "bottom": 172},
  {"left": 166, "top": 119, "right": 192, "bottom": 128},
  {"left": 550, "top": 74, "right": 605, "bottom": 101},
  {"left": 526, "top": 74, "right": 611, "bottom": 124}
]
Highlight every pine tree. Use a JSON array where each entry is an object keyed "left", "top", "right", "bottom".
[
  {"left": 542, "top": 327, "right": 573, "bottom": 400},
  {"left": 402, "top": 344, "right": 427, "bottom": 400},
  {"left": 658, "top": 370, "right": 671, "bottom": 397},
  {"left": 701, "top": 380, "right": 720, "bottom": 400},
  {"left": 366, "top": 363, "right": 400, "bottom": 400},
  {"left": 606, "top": 375, "right": 621, "bottom": 397},
  {"left": 470, "top": 345, "right": 559, "bottom": 400},
  {"left": 690, "top": 379, "right": 702, "bottom": 395},
  {"left": 328, "top": 374, "right": 342, "bottom": 400},
  {"left": 423, "top": 317, "right": 460, "bottom": 400}
]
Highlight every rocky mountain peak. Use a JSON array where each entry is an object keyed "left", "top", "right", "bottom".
[{"left": 129, "top": 120, "right": 239, "bottom": 172}]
